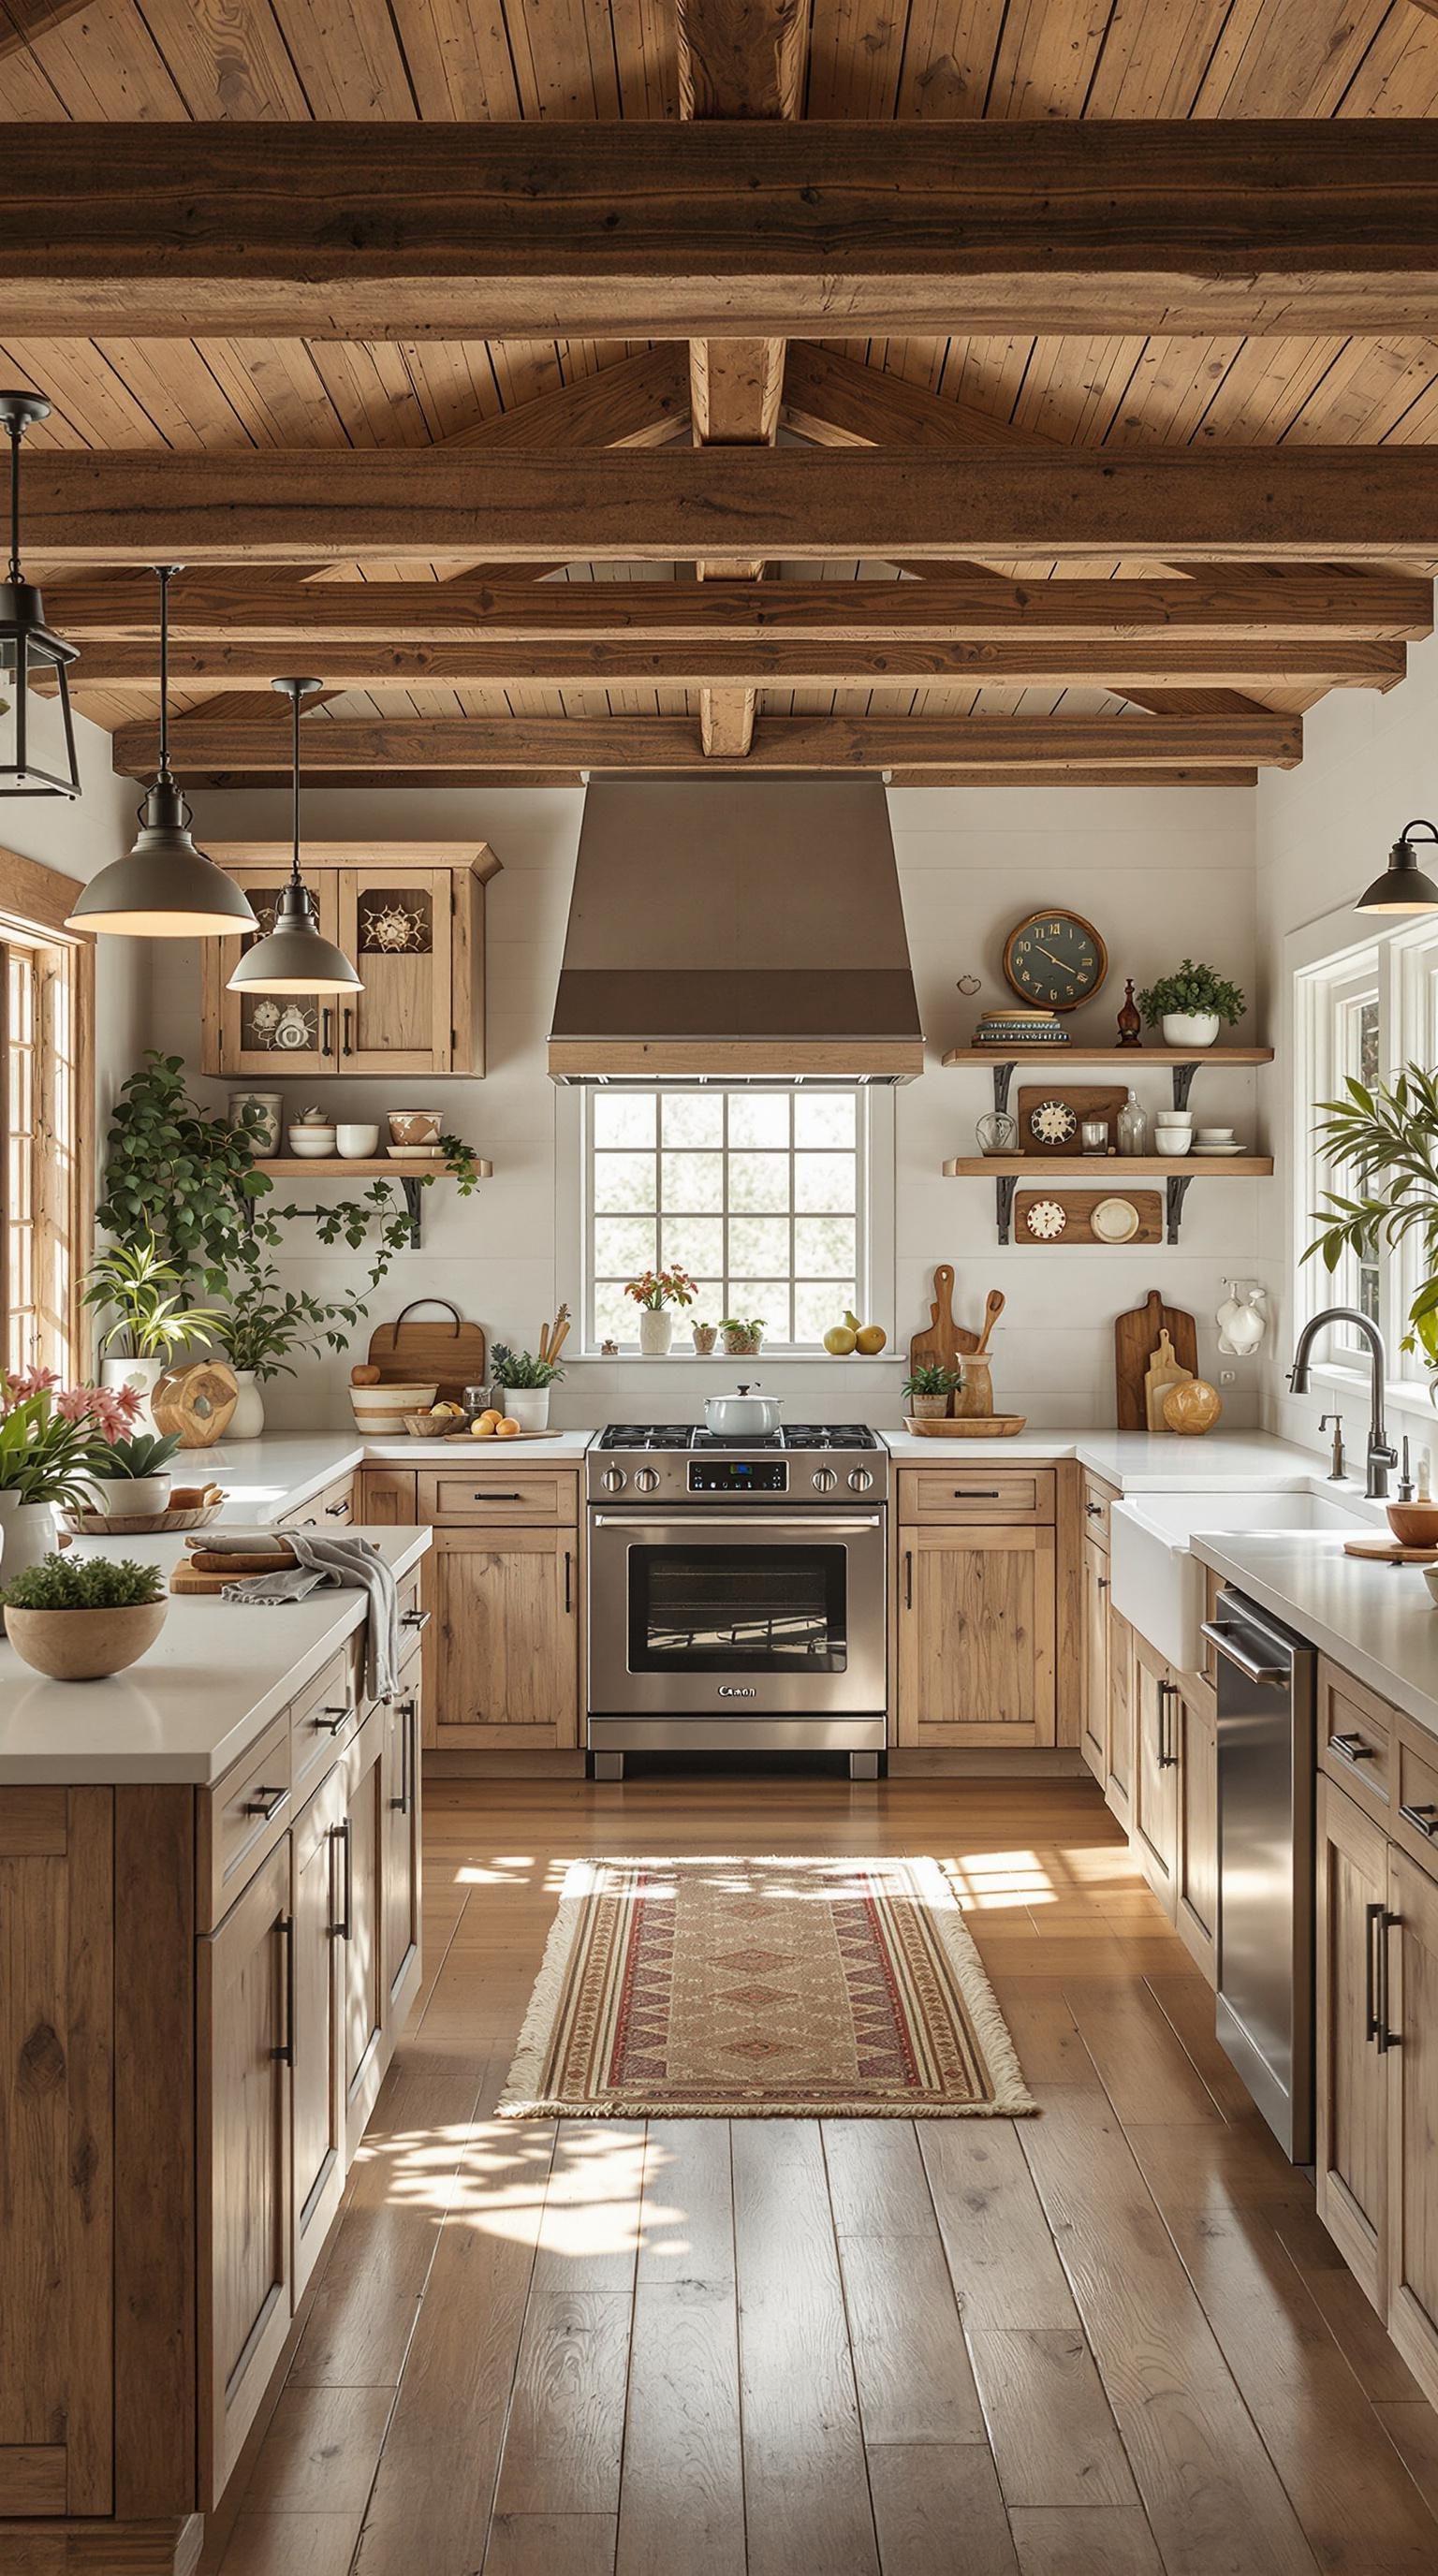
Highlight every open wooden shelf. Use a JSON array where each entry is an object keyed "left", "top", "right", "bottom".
[
  {"left": 255, "top": 1158, "right": 493, "bottom": 1179},
  {"left": 943, "top": 1155, "right": 1271, "bottom": 1178},
  {"left": 942, "top": 1046, "right": 1273, "bottom": 1068}
]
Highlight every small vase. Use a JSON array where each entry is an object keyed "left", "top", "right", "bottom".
[
  {"left": 639, "top": 1310, "right": 674, "bottom": 1356},
  {"left": 1160, "top": 1011, "right": 1222, "bottom": 1049},
  {"left": 910, "top": 1392, "right": 951, "bottom": 1420},
  {"left": 227, "top": 1369, "right": 266, "bottom": 1440},
  {"left": 691, "top": 1323, "right": 717, "bottom": 1355},
  {"left": 503, "top": 1388, "right": 550, "bottom": 1432},
  {"left": 0, "top": 1492, "right": 56, "bottom": 1606},
  {"left": 1116, "top": 978, "right": 1143, "bottom": 1046},
  {"left": 100, "top": 1353, "right": 166, "bottom": 1433}
]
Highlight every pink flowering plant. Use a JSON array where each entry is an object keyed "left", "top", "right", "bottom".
[
  {"left": 0, "top": 1368, "right": 143, "bottom": 1507},
  {"left": 624, "top": 1266, "right": 698, "bottom": 1313}
]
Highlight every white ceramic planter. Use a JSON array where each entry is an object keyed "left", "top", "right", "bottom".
[
  {"left": 87, "top": 1473, "right": 172, "bottom": 1520},
  {"left": 227, "top": 1369, "right": 266, "bottom": 1440},
  {"left": 1160, "top": 1011, "right": 1222, "bottom": 1048},
  {"left": 100, "top": 1353, "right": 166, "bottom": 1431},
  {"left": 502, "top": 1388, "right": 550, "bottom": 1431},
  {"left": 638, "top": 1310, "right": 674, "bottom": 1356},
  {"left": 0, "top": 1492, "right": 56, "bottom": 1591}
]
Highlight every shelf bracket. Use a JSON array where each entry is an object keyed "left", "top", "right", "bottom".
[
  {"left": 995, "top": 1173, "right": 1018, "bottom": 1245},
  {"left": 989, "top": 1060, "right": 1016, "bottom": 1118},
  {"left": 1166, "top": 1174, "right": 1194, "bottom": 1244},
  {"left": 400, "top": 1179, "right": 425, "bottom": 1251},
  {"left": 1170, "top": 1061, "right": 1199, "bottom": 1113}
]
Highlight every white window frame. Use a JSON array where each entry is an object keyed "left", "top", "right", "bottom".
[{"left": 557, "top": 1080, "right": 895, "bottom": 1360}]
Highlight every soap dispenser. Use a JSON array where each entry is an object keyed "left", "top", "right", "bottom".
[{"left": 1117, "top": 1090, "right": 1149, "bottom": 1157}]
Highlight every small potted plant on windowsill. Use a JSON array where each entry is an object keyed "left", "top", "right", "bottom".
[
  {"left": 86, "top": 1427, "right": 183, "bottom": 1521},
  {"left": 902, "top": 1362, "right": 964, "bottom": 1420},
  {"left": 490, "top": 1344, "right": 565, "bottom": 1432},
  {"left": 624, "top": 1266, "right": 698, "bottom": 1356},
  {"left": 720, "top": 1315, "right": 766, "bottom": 1359},
  {"left": 0, "top": 1551, "right": 168, "bottom": 1681},
  {"left": 1135, "top": 960, "right": 1246, "bottom": 1050}
]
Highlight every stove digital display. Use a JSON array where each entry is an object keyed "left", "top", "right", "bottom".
[{"left": 687, "top": 1459, "right": 788, "bottom": 1492}]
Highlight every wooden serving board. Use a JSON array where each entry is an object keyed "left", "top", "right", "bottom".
[
  {"left": 1018, "top": 1085, "right": 1127, "bottom": 1156},
  {"left": 1114, "top": 1289, "right": 1198, "bottom": 1431},
  {"left": 903, "top": 1414, "right": 1027, "bottom": 1438},
  {"left": 909, "top": 1265, "right": 1003, "bottom": 1372},
  {"left": 1016, "top": 1191, "right": 1162, "bottom": 1247},
  {"left": 1343, "top": 1536, "right": 1438, "bottom": 1563},
  {"left": 368, "top": 1297, "right": 487, "bottom": 1406}
]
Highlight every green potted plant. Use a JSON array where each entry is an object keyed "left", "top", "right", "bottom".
[
  {"left": 1135, "top": 960, "right": 1246, "bottom": 1049},
  {"left": 0, "top": 1551, "right": 167, "bottom": 1681},
  {"left": 691, "top": 1318, "right": 718, "bottom": 1356},
  {"left": 1307, "top": 1062, "right": 1438, "bottom": 1379},
  {"left": 902, "top": 1362, "right": 964, "bottom": 1421},
  {"left": 0, "top": 1371, "right": 143, "bottom": 1589},
  {"left": 490, "top": 1343, "right": 565, "bottom": 1432},
  {"left": 720, "top": 1314, "right": 766, "bottom": 1358},
  {"left": 214, "top": 1258, "right": 374, "bottom": 1439},
  {"left": 83, "top": 1232, "right": 224, "bottom": 1427},
  {"left": 624, "top": 1266, "right": 698, "bottom": 1356},
  {"left": 86, "top": 1427, "right": 182, "bottom": 1521}
]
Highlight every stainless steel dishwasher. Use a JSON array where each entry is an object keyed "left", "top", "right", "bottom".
[{"left": 1202, "top": 1588, "right": 1317, "bottom": 2161}]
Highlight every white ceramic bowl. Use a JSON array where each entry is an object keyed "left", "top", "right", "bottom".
[
  {"left": 1196, "top": 1127, "right": 1235, "bottom": 1144},
  {"left": 336, "top": 1123, "right": 381, "bottom": 1158},
  {"left": 288, "top": 1125, "right": 336, "bottom": 1158},
  {"left": 1423, "top": 1563, "right": 1438, "bottom": 1609},
  {"left": 1155, "top": 1129, "right": 1193, "bottom": 1156},
  {"left": 1154, "top": 1110, "right": 1193, "bottom": 1130}
]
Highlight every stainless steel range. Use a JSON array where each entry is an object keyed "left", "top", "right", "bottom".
[{"left": 585, "top": 1423, "right": 888, "bottom": 1778}]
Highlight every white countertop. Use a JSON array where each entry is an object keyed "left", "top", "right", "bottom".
[
  {"left": 204, "top": 1427, "right": 594, "bottom": 1523},
  {"left": 881, "top": 1427, "right": 1322, "bottom": 1487},
  {"left": 0, "top": 1525, "right": 431, "bottom": 1786},
  {"left": 1192, "top": 1527, "right": 1438, "bottom": 1742}
]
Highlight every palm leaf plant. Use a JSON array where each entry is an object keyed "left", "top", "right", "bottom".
[
  {"left": 1307, "top": 1063, "right": 1438, "bottom": 1375},
  {"left": 82, "top": 1231, "right": 224, "bottom": 1360}
]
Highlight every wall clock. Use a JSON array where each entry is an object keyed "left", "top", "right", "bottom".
[
  {"left": 1004, "top": 910, "right": 1108, "bottom": 1011},
  {"left": 1025, "top": 1199, "right": 1067, "bottom": 1241},
  {"left": 1029, "top": 1099, "right": 1077, "bottom": 1146}
]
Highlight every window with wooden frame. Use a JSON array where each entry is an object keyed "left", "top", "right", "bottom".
[{"left": 0, "top": 849, "right": 94, "bottom": 1380}]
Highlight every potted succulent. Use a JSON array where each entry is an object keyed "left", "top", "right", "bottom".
[
  {"left": 83, "top": 1232, "right": 223, "bottom": 1428},
  {"left": 691, "top": 1319, "right": 718, "bottom": 1356},
  {"left": 490, "top": 1343, "right": 565, "bottom": 1432},
  {"left": 85, "top": 1427, "right": 183, "bottom": 1521},
  {"left": 0, "top": 1551, "right": 167, "bottom": 1681},
  {"left": 0, "top": 1370, "right": 143, "bottom": 1589},
  {"left": 624, "top": 1266, "right": 698, "bottom": 1356},
  {"left": 1135, "top": 960, "right": 1245, "bottom": 1050},
  {"left": 902, "top": 1362, "right": 964, "bottom": 1420},
  {"left": 720, "top": 1315, "right": 766, "bottom": 1358}
]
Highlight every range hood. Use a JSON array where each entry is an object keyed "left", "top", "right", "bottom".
[{"left": 548, "top": 778, "right": 924, "bottom": 1081}]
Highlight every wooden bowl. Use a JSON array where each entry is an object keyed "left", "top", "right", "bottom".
[
  {"left": 1387, "top": 1501, "right": 1438, "bottom": 1547},
  {"left": 6, "top": 1599, "right": 167, "bottom": 1680}
]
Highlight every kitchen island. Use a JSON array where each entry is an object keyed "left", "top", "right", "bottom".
[{"left": 0, "top": 1524, "right": 432, "bottom": 2573}]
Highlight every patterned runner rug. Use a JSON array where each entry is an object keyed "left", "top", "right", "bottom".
[{"left": 498, "top": 1853, "right": 1035, "bottom": 2118}]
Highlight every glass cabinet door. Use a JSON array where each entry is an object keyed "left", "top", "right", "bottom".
[
  {"left": 213, "top": 870, "right": 344, "bottom": 1080},
  {"left": 336, "top": 868, "right": 451, "bottom": 1073}
]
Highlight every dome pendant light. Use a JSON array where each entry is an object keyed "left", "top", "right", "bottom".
[
  {"left": 69, "top": 566, "right": 259, "bottom": 936},
  {"left": 1355, "top": 819, "right": 1438, "bottom": 916},
  {"left": 0, "top": 389, "right": 81, "bottom": 799},
  {"left": 227, "top": 678, "right": 362, "bottom": 996}
]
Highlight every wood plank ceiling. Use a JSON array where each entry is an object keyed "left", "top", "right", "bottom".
[{"left": 6, "top": 0, "right": 1438, "bottom": 782}]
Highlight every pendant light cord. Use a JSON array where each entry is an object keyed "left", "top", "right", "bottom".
[
  {"left": 155, "top": 565, "right": 172, "bottom": 781},
  {"left": 290, "top": 681, "right": 303, "bottom": 888},
  {"left": 7, "top": 419, "right": 21, "bottom": 588}
]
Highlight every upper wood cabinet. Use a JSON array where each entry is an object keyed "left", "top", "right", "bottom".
[{"left": 200, "top": 843, "right": 500, "bottom": 1079}]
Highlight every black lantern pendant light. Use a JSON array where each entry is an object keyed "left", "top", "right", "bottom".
[
  {"left": 69, "top": 566, "right": 259, "bottom": 936},
  {"left": 227, "top": 677, "right": 362, "bottom": 995},
  {"left": 0, "top": 389, "right": 81, "bottom": 798},
  {"left": 1355, "top": 819, "right": 1438, "bottom": 916}
]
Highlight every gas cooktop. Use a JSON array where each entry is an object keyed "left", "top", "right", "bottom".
[{"left": 594, "top": 1422, "right": 882, "bottom": 1452}]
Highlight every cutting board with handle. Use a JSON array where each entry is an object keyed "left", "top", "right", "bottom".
[
  {"left": 367, "top": 1298, "right": 487, "bottom": 1407},
  {"left": 1114, "top": 1289, "right": 1197, "bottom": 1431},
  {"left": 911, "top": 1266, "right": 1004, "bottom": 1373}
]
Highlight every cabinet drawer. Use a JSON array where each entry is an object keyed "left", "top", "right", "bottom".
[
  {"left": 898, "top": 1466, "right": 1055, "bottom": 1525},
  {"left": 1394, "top": 1720, "right": 1438, "bottom": 1875},
  {"left": 199, "top": 1709, "right": 292, "bottom": 1932},
  {"left": 418, "top": 1469, "right": 580, "bottom": 1526},
  {"left": 276, "top": 1473, "right": 353, "bottom": 1531},
  {"left": 1318, "top": 1658, "right": 1393, "bottom": 1822},
  {"left": 291, "top": 1647, "right": 362, "bottom": 1808},
  {"left": 1081, "top": 1475, "right": 1116, "bottom": 1550}
]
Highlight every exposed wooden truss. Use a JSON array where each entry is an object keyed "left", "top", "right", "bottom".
[
  {"left": 32, "top": 446, "right": 1438, "bottom": 565},
  {"left": 8, "top": 122, "right": 1438, "bottom": 340}
]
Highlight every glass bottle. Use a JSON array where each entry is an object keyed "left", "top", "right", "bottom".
[{"left": 1117, "top": 1090, "right": 1149, "bottom": 1157}]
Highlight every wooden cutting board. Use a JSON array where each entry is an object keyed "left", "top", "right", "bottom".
[
  {"left": 911, "top": 1265, "right": 996, "bottom": 1372},
  {"left": 1114, "top": 1289, "right": 1198, "bottom": 1431},
  {"left": 367, "top": 1298, "right": 487, "bottom": 1406},
  {"left": 1343, "top": 1536, "right": 1438, "bottom": 1563}
]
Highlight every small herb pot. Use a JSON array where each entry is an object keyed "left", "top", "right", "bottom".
[
  {"left": 721, "top": 1327, "right": 762, "bottom": 1358},
  {"left": 692, "top": 1324, "right": 718, "bottom": 1355},
  {"left": 910, "top": 1392, "right": 951, "bottom": 1420},
  {"left": 500, "top": 1388, "right": 550, "bottom": 1432}
]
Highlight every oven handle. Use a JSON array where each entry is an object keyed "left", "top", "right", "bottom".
[{"left": 590, "top": 1511, "right": 884, "bottom": 1534}]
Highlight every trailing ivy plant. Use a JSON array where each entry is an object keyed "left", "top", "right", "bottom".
[{"left": 1307, "top": 1062, "right": 1438, "bottom": 1378}]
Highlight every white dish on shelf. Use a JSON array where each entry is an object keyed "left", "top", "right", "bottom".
[
  {"left": 1192, "top": 1142, "right": 1249, "bottom": 1156},
  {"left": 1090, "top": 1196, "right": 1141, "bottom": 1244},
  {"left": 386, "top": 1144, "right": 447, "bottom": 1162}
]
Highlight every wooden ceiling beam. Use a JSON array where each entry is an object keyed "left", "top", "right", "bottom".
[
  {"left": 8, "top": 121, "right": 1438, "bottom": 338},
  {"left": 169, "top": 765, "right": 1261, "bottom": 792},
  {"left": 50, "top": 568, "right": 1431, "bottom": 644},
  {"left": 0, "top": 1, "right": 89, "bottom": 53},
  {"left": 71, "top": 637, "right": 1406, "bottom": 690},
  {"left": 24, "top": 446, "right": 1438, "bottom": 564},
  {"left": 110, "top": 712, "right": 1303, "bottom": 778}
]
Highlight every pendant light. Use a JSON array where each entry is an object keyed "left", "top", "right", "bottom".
[
  {"left": 227, "top": 678, "right": 362, "bottom": 995},
  {"left": 1355, "top": 819, "right": 1438, "bottom": 916},
  {"left": 0, "top": 389, "right": 81, "bottom": 798},
  {"left": 69, "top": 566, "right": 259, "bottom": 936}
]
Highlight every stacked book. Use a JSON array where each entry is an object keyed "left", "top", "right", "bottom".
[{"left": 972, "top": 1005, "right": 1070, "bottom": 1048}]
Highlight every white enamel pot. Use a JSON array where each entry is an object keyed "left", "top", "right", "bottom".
[{"left": 703, "top": 1383, "right": 782, "bottom": 1441}]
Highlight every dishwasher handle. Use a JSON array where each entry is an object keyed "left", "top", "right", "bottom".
[{"left": 1201, "top": 1619, "right": 1293, "bottom": 1686}]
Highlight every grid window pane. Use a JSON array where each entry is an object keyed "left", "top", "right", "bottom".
[{"left": 585, "top": 1085, "right": 865, "bottom": 1350}]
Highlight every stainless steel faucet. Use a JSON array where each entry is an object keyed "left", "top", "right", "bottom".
[{"left": 1289, "top": 1309, "right": 1397, "bottom": 1499}]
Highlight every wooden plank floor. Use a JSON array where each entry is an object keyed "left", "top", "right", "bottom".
[{"left": 199, "top": 1775, "right": 1438, "bottom": 2576}]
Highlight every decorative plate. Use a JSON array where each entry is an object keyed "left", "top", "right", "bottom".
[
  {"left": 1024, "top": 1198, "right": 1066, "bottom": 1240},
  {"left": 1091, "top": 1196, "right": 1141, "bottom": 1244},
  {"left": 1029, "top": 1099, "right": 1077, "bottom": 1145}
]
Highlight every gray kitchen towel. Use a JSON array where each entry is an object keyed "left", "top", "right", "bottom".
[{"left": 214, "top": 1530, "right": 402, "bottom": 1700}]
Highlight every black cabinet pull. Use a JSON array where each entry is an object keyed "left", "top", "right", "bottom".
[
  {"left": 402, "top": 1605, "right": 432, "bottom": 1631},
  {"left": 391, "top": 1696, "right": 417, "bottom": 1813},
  {"left": 271, "top": 1913, "right": 296, "bottom": 2066},
  {"left": 342, "top": 1005, "right": 354, "bottom": 1058},
  {"left": 331, "top": 1818, "right": 353, "bottom": 1940},
  {"left": 321, "top": 1005, "right": 333, "bottom": 1057},
  {"left": 314, "top": 1703, "right": 354, "bottom": 1734},
  {"left": 325, "top": 1500, "right": 348, "bottom": 1517},
  {"left": 904, "top": 1549, "right": 914, "bottom": 1611},
  {"left": 244, "top": 1783, "right": 288, "bottom": 1821},
  {"left": 1399, "top": 1801, "right": 1438, "bottom": 1840},
  {"left": 1157, "top": 1678, "right": 1179, "bottom": 1768},
  {"left": 1085, "top": 1500, "right": 1105, "bottom": 1519},
  {"left": 1097, "top": 1574, "right": 1110, "bottom": 1595},
  {"left": 564, "top": 1549, "right": 573, "bottom": 1615},
  {"left": 1330, "top": 1731, "right": 1377, "bottom": 1766},
  {"left": 1365, "top": 1898, "right": 1384, "bottom": 2042},
  {"left": 952, "top": 1488, "right": 1000, "bottom": 1500},
  {"left": 473, "top": 1492, "right": 522, "bottom": 1502},
  {"left": 1376, "top": 1908, "right": 1401, "bottom": 2053},
  {"left": 404, "top": 1694, "right": 417, "bottom": 1816}
]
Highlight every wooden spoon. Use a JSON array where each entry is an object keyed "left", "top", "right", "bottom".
[{"left": 972, "top": 1290, "right": 1005, "bottom": 1357}]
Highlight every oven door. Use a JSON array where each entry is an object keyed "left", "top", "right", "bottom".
[{"left": 588, "top": 1509, "right": 887, "bottom": 1717}]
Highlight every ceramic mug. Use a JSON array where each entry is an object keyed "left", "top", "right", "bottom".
[
  {"left": 336, "top": 1122, "right": 381, "bottom": 1158},
  {"left": 389, "top": 1110, "right": 441, "bottom": 1148}
]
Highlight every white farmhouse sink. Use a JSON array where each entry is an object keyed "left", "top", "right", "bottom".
[{"left": 1110, "top": 1486, "right": 1373, "bottom": 1674}]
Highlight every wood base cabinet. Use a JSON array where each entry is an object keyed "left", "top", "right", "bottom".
[
  {"left": 1129, "top": 1632, "right": 1217, "bottom": 1982},
  {"left": 1080, "top": 1531, "right": 1110, "bottom": 1783},
  {"left": 897, "top": 1517, "right": 1056, "bottom": 1749}
]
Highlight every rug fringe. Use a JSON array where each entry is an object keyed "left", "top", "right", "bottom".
[{"left": 496, "top": 1857, "right": 594, "bottom": 2117}]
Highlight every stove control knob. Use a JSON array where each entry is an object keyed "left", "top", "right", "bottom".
[
  {"left": 811, "top": 1466, "right": 839, "bottom": 1493},
  {"left": 847, "top": 1466, "right": 875, "bottom": 1493},
  {"left": 600, "top": 1466, "right": 626, "bottom": 1493},
  {"left": 634, "top": 1468, "right": 661, "bottom": 1494}
]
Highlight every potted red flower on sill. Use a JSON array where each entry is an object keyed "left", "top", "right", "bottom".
[{"left": 624, "top": 1267, "right": 698, "bottom": 1356}]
